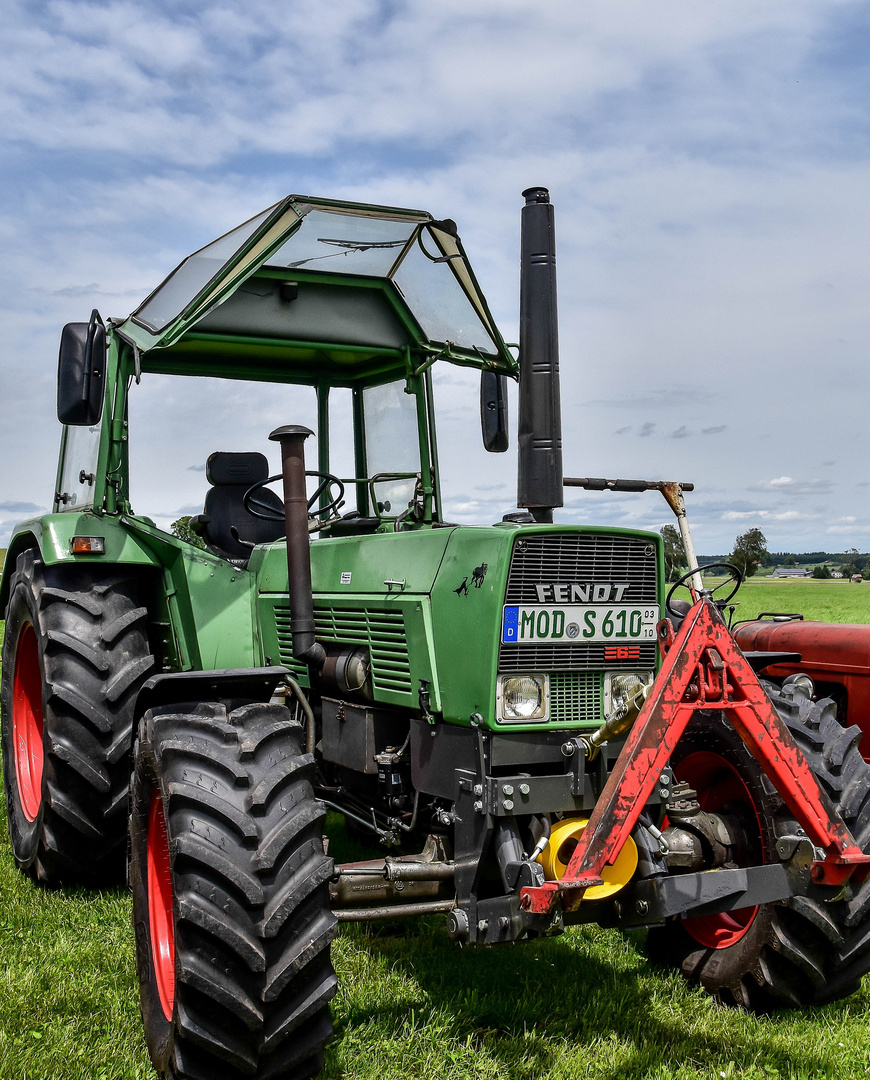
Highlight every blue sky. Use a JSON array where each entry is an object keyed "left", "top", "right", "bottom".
[{"left": 2, "top": 0, "right": 870, "bottom": 552}]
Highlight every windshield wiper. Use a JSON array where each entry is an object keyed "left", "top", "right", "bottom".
[{"left": 288, "top": 237, "right": 408, "bottom": 268}]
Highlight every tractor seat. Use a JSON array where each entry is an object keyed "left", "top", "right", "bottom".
[{"left": 190, "top": 451, "right": 284, "bottom": 567}]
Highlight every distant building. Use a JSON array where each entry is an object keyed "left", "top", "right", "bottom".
[
  {"left": 771, "top": 568, "right": 811, "bottom": 578},
  {"left": 831, "top": 571, "right": 844, "bottom": 579}
]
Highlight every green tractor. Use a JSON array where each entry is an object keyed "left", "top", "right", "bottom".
[{"left": 4, "top": 188, "right": 870, "bottom": 1080}]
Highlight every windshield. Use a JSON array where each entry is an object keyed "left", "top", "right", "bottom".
[
  {"left": 120, "top": 194, "right": 514, "bottom": 372},
  {"left": 133, "top": 207, "right": 276, "bottom": 332},
  {"left": 364, "top": 380, "right": 420, "bottom": 512},
  {"left": 266, "top": 209, "right": 417, "bottom": 276},
  {"left": 267, "top": 210, "right": 500, "bottom": 356}
]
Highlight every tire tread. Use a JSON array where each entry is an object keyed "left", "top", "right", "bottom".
[
  {"left": 648, "top": 685, "right": 870, "bottom": 1009},
  {"left": 131, "top": 702, "right": 336, "bottom": 1080}
]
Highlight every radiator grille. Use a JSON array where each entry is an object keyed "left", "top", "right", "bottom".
[
  {"left": 549, "top": 673, "right": 601, "bottom": 725},
  {"left": 504, "top": 533, "right": 658, "bottom": 603},
  {"left": 274, "top": 606, "right": 412, "bottom": 695},
  {"left": 499, "top": 533, "right": 659, "bottom": 672}
]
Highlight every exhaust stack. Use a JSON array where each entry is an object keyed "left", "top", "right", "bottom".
[
  {"left": 517, "top": 186, "right": 563, "bottom": 523},
  {"left": 268, "top": 425, "right": 325, "bottom": 671}
]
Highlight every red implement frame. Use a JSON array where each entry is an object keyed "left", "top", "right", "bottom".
[{"left": 521, "top": 596, "right": 870, "bottom": 915}]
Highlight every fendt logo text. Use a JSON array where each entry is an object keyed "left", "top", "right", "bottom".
[{"left": 533, "top": 582, "right": 631, "bottom": 603}]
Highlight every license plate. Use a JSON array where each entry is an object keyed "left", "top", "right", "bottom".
[{"left": 501, "top": 604, "right": 658, "bottom": 644}]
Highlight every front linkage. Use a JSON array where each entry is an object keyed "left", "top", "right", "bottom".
[{"left": 519, "top": 592, "right": 870, "bottom": 924}]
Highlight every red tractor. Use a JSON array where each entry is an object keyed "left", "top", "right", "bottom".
[{"left": 734, "top": 616, "right": 870, "bottom": 738}]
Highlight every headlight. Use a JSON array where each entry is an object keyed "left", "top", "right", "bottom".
[
  {"left": 497, "top": 675, "right": 548, "bottom": 723},
  {"left": 782, "top": 672, "right": 814, "bottom": 699},
  {"left": 604, "top": 672, "right": 654, "bottom": 724}
]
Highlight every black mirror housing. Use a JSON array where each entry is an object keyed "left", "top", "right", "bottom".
[
  {"left": 480, "top": 370, "right": 509, "bottom": 453},
  {"left": 57, "top": 310, "right": 106, "bottom": 426}
]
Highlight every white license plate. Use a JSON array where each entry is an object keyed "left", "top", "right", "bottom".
[{"left": 501, "top": 604, "right": 658, "bottom": 644}]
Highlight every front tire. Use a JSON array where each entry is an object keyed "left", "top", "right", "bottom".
[
  {"left": 1, "top": 549, "right": 153, "bottom": 885},
  {"left": 647, "top": 687, "right": 870, "bottom": 1009},
  {"left": 130, "top": 701, "right": 337, "bottom": 1080}
]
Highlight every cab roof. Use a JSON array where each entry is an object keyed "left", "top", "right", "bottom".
[{"left": 115, "top": 194, "right": 517, "bottom": 385}]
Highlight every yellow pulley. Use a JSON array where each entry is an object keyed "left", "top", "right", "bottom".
[{"left": 536, "top": 817, "right": 638, "bottom": 900}]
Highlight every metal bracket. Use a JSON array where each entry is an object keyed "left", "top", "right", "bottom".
[{"left": 520, "top": 595, "right": 870, "bottom": 915}]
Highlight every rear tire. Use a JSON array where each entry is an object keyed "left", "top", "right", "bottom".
[
  {"left": 647, "top": 687, "right": 870, "bottom": 1009},
  {"left": 1, "top": 549, "right": 153, "bottom": 885},
  {"left": 130, "top": 701, "right": 337, "bottom": 1080}
]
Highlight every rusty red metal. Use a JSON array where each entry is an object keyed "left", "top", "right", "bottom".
[
  {"left": 520, "top": 596, "right": 870, "bottom": 916},
  {"left": 520, "top": 881, "right": 558, "bottom": 913},
  {"left": 657, "top": 618, "right": 676, "bottom": 655},
  {"left": 734, "top": 619, "right": 870, "bottom": 746}
]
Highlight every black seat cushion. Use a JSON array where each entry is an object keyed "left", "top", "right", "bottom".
[{"left": 201, "top": 451, "right": 284, "bottom": 564}]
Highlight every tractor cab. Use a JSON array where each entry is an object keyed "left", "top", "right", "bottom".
[
  {"left": 34, "top": 190, "right": 662, "bottom": 733},
  {"left": 52, "top": 195, "right": 516, "bottom": 534}
]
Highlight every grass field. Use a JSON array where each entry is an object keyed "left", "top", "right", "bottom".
[
  {"left": 706, "top": 576, "right": 870, "bottom": 626},
  {"left": 3, "top": 577, "right": 870, "bottom": 1079}
]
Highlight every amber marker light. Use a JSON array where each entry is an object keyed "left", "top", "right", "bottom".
[{"left": 71, "top": 536, "right": 106, "bottom": 554}]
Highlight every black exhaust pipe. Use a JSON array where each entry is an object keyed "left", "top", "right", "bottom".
[
  {"left": 269, "top": 425, "right": 325, "bottom": 671},
  {"left": 517, "top": 186, "right": 563, "bottom": 523}
]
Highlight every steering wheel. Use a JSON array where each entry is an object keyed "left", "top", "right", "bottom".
[
  {"left": 244, "top": 471, "right": 346, "bottom": 525},
  {"left": 665, "top": 562, "right": 743, "bottom": 617}
]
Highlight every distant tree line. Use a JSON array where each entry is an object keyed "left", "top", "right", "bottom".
[
  {"left": 767, "top": 549, "right": 867, "bottom": 571},
  {"left": 660, "top": 527, "right": 770, "bottom": 582},
  {"left": 698, "top": 548, "right": 867, "bottom": 569},
  {"left": 692, "top": 544, "right": 867, "bottom": 581}
]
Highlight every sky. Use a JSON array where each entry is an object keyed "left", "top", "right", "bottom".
[{"left": 2, "top": 0, "right": 870, "bottom": 554}]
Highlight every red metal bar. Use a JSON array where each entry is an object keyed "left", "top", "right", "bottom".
[{"left": 520, "top": 597, "right": 870, "bottom": 915}]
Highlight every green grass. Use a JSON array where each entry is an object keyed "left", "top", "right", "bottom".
[
  {"left": 708, "top": 576, "right": 870, "bottom": 625},
  {"left": 5, "top": 805, "right": 870, "bottom": 1080},
  {"left": 4, "top": 579, "right": 870, "bottom": 1078},
  {"left": 4, "top": 818, "right": 870, "bottom": 1080}
]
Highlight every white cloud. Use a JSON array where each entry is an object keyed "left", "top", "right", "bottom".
[
  {"left": 774, "top": 510, "right": 817, "bottom": 521},
  {"left": 722, "top": 509, "right": 819, "bottom": 522},
  {"left": 2, "top": 1, "right": 870, "bottom": 552},
  {"left": 827, "top": 524, "right": 870, "bottom": 536},
  {"left": 749, "top": 477, "right": 836, "bottom": 495},
  {"left": 0, "top": 1, "right": 846, "bottom": 166}
]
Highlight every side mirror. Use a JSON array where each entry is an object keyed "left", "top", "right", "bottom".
[
  {"left": 480, "top": 370, "right": 509, "bottom": 453},
  {"left": 57, "top": 309, "right": 106, "bottom": 426}
]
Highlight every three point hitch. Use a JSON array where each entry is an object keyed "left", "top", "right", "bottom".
[{"left": 520, "top": 593, "right": 870, "bottom": 917}]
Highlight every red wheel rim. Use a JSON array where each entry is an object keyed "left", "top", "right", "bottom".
[
  {"left": 676, "top": 751, "right": 762, "bottom": 949},
  {"left": 12, "top": 623, "right": 44, "bottom": 822},
  {"left": 147, "top": 791, "right": 175, "bottom": 1019}
]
